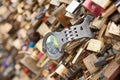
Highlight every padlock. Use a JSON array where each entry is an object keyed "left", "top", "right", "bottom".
[
  {"left": 103, "top": 59, "right": 120, "bottom": 80},
  {"left": 0, "top": 23, "right": 12, "bottom": 34},
  {"left": 17, "top": 28, "right": 27, "bottom": 40},
  {"left": 37, "top": 52, "right": 43, "bottom": 60},
  {"left": 16, "top": 15, "right": 24, "bottom": 22},
  {"left": 108, "top": 22, "right": 120, "bottom": 37},
  {"left": 25, "top": 0, "right": 34, "bottom": 5},
  {"left": 113, "top": 41, "right": 120, "bottom": 51},
  {"left": 65, "top": 12, "right": 74, "bottom": 18},
  {"left": 13, "top": 39, "right": 23, "bottom": 50},
  {"left": 70, "top": 7, "right": 85, "bottom": 25},
  {"left": 42, "top": 69, "right": 50, "bottom": 77},
  {"left": 0, "top": 6, "right": 8, "bottom": 16},
  {"left": 87, "top": 39, "right": 104, "bottom": 53},
  {"left": 37, "top": 22, "right": 51, "bottom": 36},
  {"left": 48, "top": 16, "right": 57, "bottom": 24},
  {"left": 20, "top": 55, "right": 41, "bottom": 74},
  {"left": 65, "top": 0, "right": 81, "bottom": 14},
  {"left": 53, "top": 4, "right": 71, "bottom": 27},
  {"left": 83, "top": 53, "right": 100, "bottom": 74},
  {"left": 50, "top": 0, "right": 60, "bottom": 6},
  {"left": 30, "top": 50, "right": 39, "bottom": 61},
  {"left": 82, "top": 0, "right": 104, "bottom": 16},
  {"left": 92, "top": 0, "right": 111, "bottom": 9},
  {"left": 17, "top": 2, "right": 25, "bottom": 14},
  {"left": 55, "top": 64, "right": 69, "bottom": 77},
  {"left": 102, "top": 0, "right": 120, "bottom": 18},
  {"left": 35, "top": 39, "right": 44, "bottom": 53},
  {"left": 58, "top": 0, "right": 72, "bottom": 4},
  {"left": 91, "top": 17, "right": 107, "bottom": 29},
  {"left": 105, "top": 21, "right": 113, "bottom": 38}
]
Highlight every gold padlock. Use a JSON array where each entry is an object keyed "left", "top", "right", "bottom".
[
  {"left": 83, "top": 53, "right": 100, "bottom": 74},
  {"left": 17, "top": 2, "right": 25, "bottom": 14},
  {"left": 87, "top": 39, "right": 104, "bottom": 53},
  {"left": 50, "top": 0, "right": 60, "bottom": 6},
  {"left": 58, "top": 0, "right": 72, "bottom": 4},
  {"left": 92, "top": 0, "right": 111, "bottom": 9},
  {"left": 91, "top": 17, "right": 107, "bottom": 29},
  {"left": 55, "top": 64, "right": 69, "bottom": 77},
  {"left": 37, "top": 22, "right": 51, "bottom": 36},
  {"left": 108, "top": 22, "right": 120, "bottom": 36}
]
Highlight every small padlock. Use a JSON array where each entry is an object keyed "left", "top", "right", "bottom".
[
  {"left": 83, "top": 53, "right": 100, "bottom": 74},
  {"left": 102, "top": 0, "right": 120, "bottom": 18},
  {"left": 65, "top": 0, "right": 81, "bottom": 14},
  {"left": 87, "top": 39, "right": 104, "bottom": 53},
  {"left": 50, "top": 0, "right": 60, "bottom": 6},
  {"left": 13, "top": 39, "right": 23, "bottom": 50},
  {"left": 92, "top": 0, "right": 111, "bottom": 9},
  {"left": 58, "top": 0, "right": 72, "bottom": 4},
  {"left": 37, "top": 22, "right": 51, "bottom": 36},
  {"left": 105, "top": 21, "right": 113, "bottom": 38},
  {"left": 91, "top": 17, "right": 107, "bottom": 29},
  {"left": 103, "top": 60, "right": 120, "bottom": 80},
  {"left": 65, "top": 12, "right": 74, "bottom": 18},
  {"left": 108, "top": 22, "right": 120, "bottom": 36},
  {"left": 55, "top": 64, "right": 69, "bottom": 77},
  {"left": 82, "top": 0, "right": 104, "bottom": 16},
  {"left": 30, "top": 50, "right": 39, "bottom": 61}
]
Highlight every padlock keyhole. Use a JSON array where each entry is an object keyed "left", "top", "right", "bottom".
[{"left": 80, "top": 26, "right": 83, "bottom": 30}]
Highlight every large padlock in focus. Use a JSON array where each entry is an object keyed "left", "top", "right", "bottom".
[{"left": 82, "top": 0, "right": 104, "bottom": 16}]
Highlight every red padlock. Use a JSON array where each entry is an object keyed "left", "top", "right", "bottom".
[
  {"left": 37, "top": 51, "right": 43, "bottom": 60},
  {"left": 82, "top": 0, "right": 104, "bottom": 16}
]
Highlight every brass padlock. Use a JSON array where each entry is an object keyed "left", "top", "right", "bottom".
[
  {"left": 50, "top": 0, "right": 60, "bottom": 6},
  {"left": 105, "top": 22, "right": 112, "bottom": 37},
  {"left": 30, "top": 50, "right": 39, "bottom": 61},
  {"left": 65, "top": 12, "right": 74, "bottom": 18},
  {"left": 17, "top": 2, "right": 25, "bottom": 14},
  {"left": 37, "top": 22, "right": 51, "bottom": 36},
  {"left": 83, "top": 53, "right": 100, "bottom": 74},
  {"left": 87, "top": 39, "right": 104, "bottom": 53},
  {"left": 91, "top": 17, "right": 107, "bottom": 29},
  {"left": 13, "top": 39, "right": 23, "bottom": 50},
  {"left": 58, "top": 0, "right": 72, "bottom": 4},
  {"left": 103, "top": 60, "right": 120, "bottom": 80},
  {"left": 92, "top": 0, "right": 111, "bottom": 9},
  {"left": 108, "top": 22, "right": 120, "bottom": 37},
  {"left": 102, "top": 0, "right": 120, "bottom": 18},
  {"left": 53, "top": 4, "right": 71, "bottom": 27},
  {"left": 55, "top": 64, "right": 69, "bottom": 77}
]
